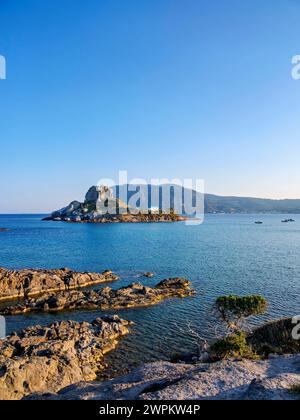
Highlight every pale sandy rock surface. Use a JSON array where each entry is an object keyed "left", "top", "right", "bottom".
[
  {"left": 26, "top": 355, "right": 300, "bottom": 400},
  {"left": 0, "top": 316, "right": 132, "bottom": 400}
]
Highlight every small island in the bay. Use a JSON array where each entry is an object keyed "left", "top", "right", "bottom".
[{"left": 43, "top": 185, "right": 187, "bottom": 223}]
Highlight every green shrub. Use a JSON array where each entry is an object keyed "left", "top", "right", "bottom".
[
  {"left": 215, "top": 295, "right": 267, "bottom": 330},
  {"left": 290, "top": 384, "right": 300, "bottom": 397},
  {"left": 247, "top": 317, "right": 300, "bottom": 356},
  {"left": 210, "top": 331, "right": 258, "bottom": 360}
]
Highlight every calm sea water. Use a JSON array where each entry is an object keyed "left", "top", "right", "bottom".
[{"left": 0, "top": 214, "right": 299, "bottom": 376}]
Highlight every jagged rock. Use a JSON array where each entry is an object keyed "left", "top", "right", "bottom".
[
  {"left": 25, "top": 355, "right": 300, "bottom": 400},
  {"left": 51, "top": 200, "right": 82, "bottom": 218},
  {"left": 0, "top": 278, "right": 195, "bottom": 315},
  {"left": 0, "top": 316, "right": 132, "bottom": 400},
  {"left": 0, "top": 267, "right": 119, "bottom": 302},
  {"left": 85, "top": 186, "right": 113, "bottom": 206}
]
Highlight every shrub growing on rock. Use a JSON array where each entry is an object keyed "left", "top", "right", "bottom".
[
  {"left": 210, "top": 331, "right": 258, "bottom": 361},
  {"left": 215, "top": 295, "right": 267, "bottom": 332},
  {"left": 210, "top": 295, "right": 268, "bottom": 361},
  {"left": 290, "top": 384, "right": 300, "bottom": 397},
  {"left": 247, "top": 317, "right": 300, "bottom": 357}
]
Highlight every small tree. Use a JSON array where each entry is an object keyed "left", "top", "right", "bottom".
[
  {"left": 215, "top": 295, "right": 267, "bottom": 333},
  {"left": 211, "top": 295, "right": 268, "bottom": 360}
]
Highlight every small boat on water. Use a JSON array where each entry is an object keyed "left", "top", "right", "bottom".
[
  {"left": 255, "top": 221, "right": 263, "bottom": 224},
  {"left": 281, "top": 219, "right": 295, "bottom": 223}
]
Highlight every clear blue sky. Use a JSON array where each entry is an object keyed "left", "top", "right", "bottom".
[{"left": 1, "top": 0, "right": 300, "bottom": 212}]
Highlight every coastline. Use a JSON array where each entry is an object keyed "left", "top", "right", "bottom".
[
  {"left": 0, "top": 214, "right": 299, "bottom": 400},
  {"left": 42, "top": 213, "right": 189, "bottom": 223},
  {"left": 0, "top": 267, "right": 119, "bottom": 302}
]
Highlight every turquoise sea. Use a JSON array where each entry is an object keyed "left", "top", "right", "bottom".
[{"left": 0, "top": 214, "right": 299, "bottom": 376}]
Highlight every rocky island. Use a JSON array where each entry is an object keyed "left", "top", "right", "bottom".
[
  {"left": 43, "top": 185, "right": 187, "bottom": 223},
  {"left": 0, "top": 278, "right": 195, "bottom": 315},
  {"left": 0, "top": 316, "right": 132, "bottom": 400},
  {"left": 0, "top": 267, "right": 119, "bottom": 302}
]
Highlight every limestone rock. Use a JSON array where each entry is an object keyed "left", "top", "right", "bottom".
[
  {"left": 85, "top": 186, "right": 113, "bottom": 205},
  {"left": 0, "top": 267, "right": 119, "bottom": 302},
  {"left": 0, "top": 316, "right": 132, "bottom": 400},
  {"left": 26, "top": 355, "right": 300, "bottom": 400},
  {"left": 0, "top": 278, "right": 195, "bottom": 315}
]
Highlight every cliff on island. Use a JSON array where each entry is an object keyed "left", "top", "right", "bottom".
[{"left": 43, "top": 185, "right": 187, "bottom": 223}]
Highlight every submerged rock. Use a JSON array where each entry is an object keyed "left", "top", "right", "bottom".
[
  {"left": 0, "top": 316, "right": 132, "bottom": 400},
  {"left": 26, "top": 355, "right": 300, "bottom": 400},
  {"left": 0, "top": 278, "right": 195, "bottom": 315},
  {"left": 143, "top": 272, "right": 155, "bottom": 278},
  {"left": 0, "top": 267, "right": 119, "bottom": 302}
]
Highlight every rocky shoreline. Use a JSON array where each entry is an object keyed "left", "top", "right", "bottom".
[
  {"left": 0, "top": 316, "right": 132, "bottom": 400},
  {"left": 0, "top": 278, "right": 195, "bottom": 315},
  {"left": 0, "top": 267, "right": 119, "bottom": 302},
  {"left": 43, "top": 213, "right": 188, "bottom": 223},
  {"left": 0, "top": 262, "right": 298, "bottom": 401},
  {"left": 22, "top": 317, "right": 300, "bottom": 401},
  {"left": 0, "top": 273, "right": 196, "bottom": 400},
  {"left": 26, "top": 355, "right": 300, "bottom": 400}
]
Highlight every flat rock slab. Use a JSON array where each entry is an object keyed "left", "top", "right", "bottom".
[
  {"left": 27, "top": 355, "right": 300, "bottom": 400},
  {"left": 0, "top": 267, "right": 118, "bottom": 302},
  {"left": 0, "top": 316, "right": 132, "bottom": 400},
  {"left": 0, "top": 278, "right": 195, "bottom": 315}
]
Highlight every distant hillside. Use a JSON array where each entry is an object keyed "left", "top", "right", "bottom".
[
  {"left": 114, "top": 185, "right": 300, "bottom": 214},
  {"left": 204, "top": 194, "right": 300, "bottom": 214}
]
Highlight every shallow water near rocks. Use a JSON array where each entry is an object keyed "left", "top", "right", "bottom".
[{"left": 0, "top": 214, "right": 299, "bottom": 378}]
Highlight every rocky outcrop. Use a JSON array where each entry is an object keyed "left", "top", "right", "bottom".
[
  {"left": 43, "top": 185, "right": 129, "bottom": 222},
  {"left": 26, "top": 355, "right": 300, "bottom": 400},
  {"left": 43, "top": 185, "right": 187, "bottom": 223},
  {"left": 0, "top": 228, "right": 10, "bottom": 232},
  {"left": 0, "top": 278, "right": 195, "bottom": 315},
  {"left": 0, "top": 267, "right": 119, "bottom": 302},
  {"left": 247, "top": 317, "right": 300, "bottom": 356},
  {"left": 143, "top": 272, "right": 155, "bottom": 278},
  {"left": 0, "top": 316, "right": 132, "bottom": 400}
]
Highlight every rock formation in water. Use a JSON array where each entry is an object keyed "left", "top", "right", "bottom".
[
  {"left": 43, "top": 185, "right": 187, "bottom": 223},
  {"left": 0, "top": 278, "right": 195, "bottom": 315},
  {"left": 0, "top": 316, "right": 132, "bottom": 400},
  {"left": 25, "top": 355, "right": 300, "bottom": 401},
  {"left": 0, "top": 267, "right": 119, "bottom": 302}
]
